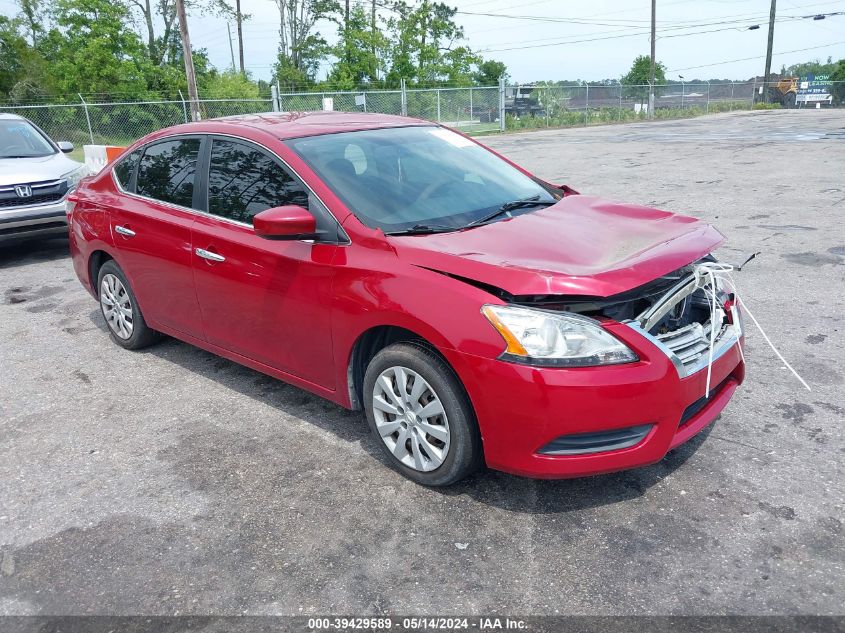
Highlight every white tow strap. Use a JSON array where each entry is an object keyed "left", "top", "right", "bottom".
[{"left": 693, "top": 261, "right": 811, "bottom": 397}]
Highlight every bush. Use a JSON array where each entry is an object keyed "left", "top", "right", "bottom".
[
  {"left": 708, "top": 100, "right": 748, "bottom": 113},
  {"left": 500, "top": 98, "right": 762, "bottom": 134}
]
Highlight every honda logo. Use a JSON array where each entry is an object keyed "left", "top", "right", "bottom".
[{"left": 14, "top": 185, "right": 32, "bottom": 198}]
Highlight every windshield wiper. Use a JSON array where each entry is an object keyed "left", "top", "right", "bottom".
[
  {"left": 384, "top": 224, "right": 459, "bottom": 236},
  {"left": 464, "top": 195, "right": 556, "bottom": 228}
]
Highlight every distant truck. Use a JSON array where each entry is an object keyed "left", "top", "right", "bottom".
[
  {"left": 767, "top": 77, "right": 799, "bottom": 108},
  {"left": 766, "top": 74, "right": 833, "bottom": 108},
  {"left": 467, "top": 85, "right": 546, "bottom": 122},
  {"left": 504, "top": 85, "right": 545, "bottom": 118}
]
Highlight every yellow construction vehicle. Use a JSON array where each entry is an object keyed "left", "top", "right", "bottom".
[{"left": 767, "top": 77, "right": 798, "bottom": 108}]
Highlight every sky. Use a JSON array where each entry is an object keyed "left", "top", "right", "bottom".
[
  {"left": 2, "top": 0, "right": 844, "bottom": 82},
  {"left": 185, "top": 0, "right": 845, "bottom": 82}
]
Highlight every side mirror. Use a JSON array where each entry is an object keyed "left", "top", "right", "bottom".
[
  {"left": 551, "top": 183, "right": 579, "bottom": 196},
  {"left": 253, "top": 205, "right": 318, "bottom": 240},
  {"left": 57, "top": 141, "right": 74, "bottom": 153}
]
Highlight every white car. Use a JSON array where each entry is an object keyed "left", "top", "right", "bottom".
[{"left": 0, "top": 113, "right": 87, "bottom": 242}]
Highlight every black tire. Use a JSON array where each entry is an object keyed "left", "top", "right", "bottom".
[
  {"left": 363, "top": 341, "right": 483, "bottom": 486},
  {"left": 96, "top": 260, "right": 160, "bottom": 350},
  {"left": 784, "top": 92, "right": 797, "bottom": 109}
]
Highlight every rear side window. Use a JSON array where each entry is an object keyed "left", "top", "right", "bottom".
[
  {"left": 136, "top": 138, "right": 200, "bottom": 208},
  {"left": 207, "top": 139, "right": 308, "bottom": 224},
  {"left": 113, "top": 150, "right": 140, "bottom": 191}
]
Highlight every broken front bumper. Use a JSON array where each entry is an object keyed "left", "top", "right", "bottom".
[{"left": 446, "top": 319, "right": 744, "bottom": 479}]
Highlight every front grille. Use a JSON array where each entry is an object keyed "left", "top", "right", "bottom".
[
  {"left": 657, "top": 321, "right": 728, "bottom": 373},
  {"left": 0, "top": 192, "right": 65, "bottom": 209},
  {"left": 626, "top": 266, "right": 741, "bottom": 378},
  {"left": 0, "top": 179, "right": 68, "bottom": 210}
]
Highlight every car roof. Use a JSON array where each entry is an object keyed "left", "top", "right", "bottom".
[
  {"left": 184, "top": 111, "right": 432, "bottom": 140},
  {"left": 0, "top": 113, "right": 26, "bottom": 120}
]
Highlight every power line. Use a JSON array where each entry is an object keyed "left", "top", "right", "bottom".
[
  {"left": 232, "top": 0, "right": 841, "bottom": 44},
  {"left": 456, "top": 0, "right": 845, "bottom": 25},
  {"left": 454, "top": 0, "right": 845, "bottom": 37},
  {"left": 667, "top": 40, "right": 845, "bottom": 72},
  {"left": 474, "top": 12, "right": 839, "bottom": 52}
]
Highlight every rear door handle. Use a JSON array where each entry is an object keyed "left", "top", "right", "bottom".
[
  {"left": 195, "top": 248, "right": 225, "bottom": 263},
  {"left": 114, "top": 225, "right": 135, "bottom": 237}
]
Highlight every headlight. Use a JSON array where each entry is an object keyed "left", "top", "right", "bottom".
[
  {"left": 62, "top": 166, "right": 88, "bottom": 191},
  {"left": 481, "top": 304, "right": 638, "bottom": 367}
]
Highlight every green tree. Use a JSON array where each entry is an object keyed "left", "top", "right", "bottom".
[
  {"left": 0, "top": 16, "right": 31, "bottom": 95},
  {"left": 781, "top": 57, "right": 836, "bottom": 78},
  {"left": 46, "top": 0, "right": 158, "bottom": 97},
  {"left": 328, "top": 3, "right": 388, "bottom": 87},
  {"left": 473, "top": 59, "right": 507, "bottom": 86},
  {"left": 384, "top": 0, "right": 478, "bottom": 86},
  {"left": 273, "top": 0, "right": 337, "bottom": 84},
  {"left": 121, "top": 0, "right": 176, "bottom": 65},
  {"left": 121, "top": 0, "right": 214, "bottom": 66},
  {"left": 274, "top": 54, "right": 317, "bottom": 90},
  {"left": 15, "top": 0, "right": 47, "bottom": 46},
  {"left": 211, "top": 0, "right": 250, "bottom": 74},
  {"left": 830, "top": 59, "right": 845, "bottom": 105},
  {"left": 621, "top": 54, "right": 666, "bottom": 105},
  {"left": 200, "top": 69, "right": 259, "bottom": 98}
]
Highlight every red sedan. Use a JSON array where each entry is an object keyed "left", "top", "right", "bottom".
[{"left": 67, "top": 112, "right": 745, "bottom": 486}]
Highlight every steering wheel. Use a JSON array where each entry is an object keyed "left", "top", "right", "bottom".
[
  {"left": 3, "top": 143, "right": 29, "bottom": 154},
  {"left": 414, "top": 176, "right": 459, "bottom": 204}
]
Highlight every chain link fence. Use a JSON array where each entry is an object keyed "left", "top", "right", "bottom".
[
  {"left": 277, "top": 86, "right": 501, "bottom": 134},
  {"left": 1, "top": 81, "right": 841, "bottom": 157},
  {"left": 505, "top": 81, "right": 822, "bottom": 130}
]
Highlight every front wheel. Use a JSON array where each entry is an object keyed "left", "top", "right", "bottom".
[{"left": 363, "top": 342, "right": 483, "bottom": 486}]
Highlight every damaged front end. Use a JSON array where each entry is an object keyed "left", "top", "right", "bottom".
[{"left": 507, "top": 257, "right": 743, "bottom": 378}]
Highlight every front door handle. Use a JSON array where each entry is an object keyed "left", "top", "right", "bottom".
[
  {"left": 195, "top": 247, "right": 225, "bottom": 263},
  {"left": 114, "top": 225, "right": 135, "bottom": 237}
]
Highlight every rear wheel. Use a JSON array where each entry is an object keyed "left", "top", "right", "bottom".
[
  {"left": 97, "top": 260, "right": 160, "bottom": 350},
  {"left": 363, "top": 342, "right": 483, "bottom": 486}
]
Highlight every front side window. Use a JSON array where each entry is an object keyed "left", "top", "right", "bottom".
[
  {"left": 0, "top": 119, "right": 56, "bottom": 158},
  {"left": 136, "top": 138, "right": 200, "bottom": 208},
  {"left": 207, "top": 139, "right": 309, "bottom": 224},
  {"left": 286, "top": 126, "right": 557, "bottom": 233}
]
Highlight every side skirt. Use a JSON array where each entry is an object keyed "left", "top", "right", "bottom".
[{"left": 148, "top": 319, "right": 348, "bottom": 409}]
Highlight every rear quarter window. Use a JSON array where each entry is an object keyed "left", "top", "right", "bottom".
[
  {"left": 113, "top": 150, "right": 141, "bottom": 191},
  {"left": 135, "top": 138, "right": 201, "bottom": 208}
]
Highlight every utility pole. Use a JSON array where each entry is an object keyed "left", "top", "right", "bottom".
[
  {"left": 227, "top": 22, "right": 236, "bottom": 72},
  {"left": 371, "top": 0, "right": 377, "bottom": 79},
  {"left": 175, "top": 0, "right": 200, "bottom": 122},
  {"left": 343, "top": 0, "right": 350, "bottom": 65},
  {"left": 761, "top": 0, "right": 777, "bottom": 103},
  {"left": 649, "top": 0, "right": 656, "bottom": 119},
  {"left": 235, "top": 0, "right": 245, "bottom": 75}
]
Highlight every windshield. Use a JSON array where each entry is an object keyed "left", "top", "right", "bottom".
[
  {"left": 0, "top": 119, "right": 56, "bottom": 158},
  {"left": 286, "top": 126, "right": 557, "bottom": 233}
]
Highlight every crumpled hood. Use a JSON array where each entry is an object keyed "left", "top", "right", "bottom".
[{"left": 388, "top": 195, "right": 725, "bottom": 297}]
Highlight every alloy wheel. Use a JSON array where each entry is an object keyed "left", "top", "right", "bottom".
[
  {"left": 371, "top": 366, "right": 451, "bottom": 472},
  {"left": 100, "top": 273, "right": 134, "bottom": 340}
]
